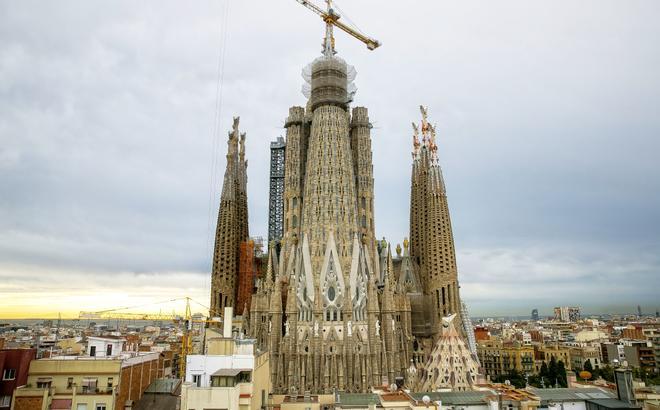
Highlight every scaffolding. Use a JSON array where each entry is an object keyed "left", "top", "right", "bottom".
[
  {"left": 236, "top": 240, "right": 256, "bottom": 314},
  {"left": 268, "top": 137, "right": 286, "bottom": 242}
]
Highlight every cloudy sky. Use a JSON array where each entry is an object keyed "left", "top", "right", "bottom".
[{"left": 1, "top": 1, "right": 659, "bottom": 319}]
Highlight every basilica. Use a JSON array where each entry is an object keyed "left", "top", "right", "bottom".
[{"left": 209, "top": 28, "right": 468, "bottom": 394}]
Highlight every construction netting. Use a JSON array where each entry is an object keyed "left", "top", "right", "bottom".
[{"left": 301, "top": 55, "right": 357, "bottom": 108}]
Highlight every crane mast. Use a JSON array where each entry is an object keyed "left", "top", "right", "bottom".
[{"left": 295, "top": 0, "right": 381, "bottom": 53}]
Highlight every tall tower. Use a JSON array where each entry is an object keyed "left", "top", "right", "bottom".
[
  {"left": 250, "top": 18, "right": 412, "bottom": 394},
  {"left": 409, "top": 106, "right": 463, "bottom": 336},
  {"left": 210, "top": 117, "right": 249, "bottom": 316},
  {"left": 268, "top": 137, "right": 286, "bottom": 243}
]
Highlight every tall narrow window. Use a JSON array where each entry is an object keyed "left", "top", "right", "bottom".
[
  {"left": 447, "top": 286, "right": 452, "bottom": 308},
  {"left": 2, "top": 369, "right": 16, "bottom": 380}
]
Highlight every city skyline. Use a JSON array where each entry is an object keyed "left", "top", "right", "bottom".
[{"left": 1, "top": 1, "right": 659, "bottom": 319}]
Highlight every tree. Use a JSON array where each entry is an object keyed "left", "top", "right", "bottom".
[
  {"left": 584, "top": 360, "right": 594, "bottom": 373},
  {"left": 599, "top": 365, "right": 615, "bottom": 383},
  {"left": 557, "top": 360, "right": 568, "bottom": 387},
  {"left": 579, "top": 371, "right": 593, "bottom": 380},
  {"left": 493, "top": 369, "right": 527, "bottom": 388},
  {"left": 540, "top": 361, "right": 549, "bottom": 379},
  {"left": 548, "top": 356, "right": 559, "bottom": 385},
  {"left": 528, "top": 374, "right": 543, "bottom": 388}
]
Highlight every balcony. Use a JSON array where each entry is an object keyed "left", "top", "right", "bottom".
[{"left": 76, "top": 386, "right": 114, "bottom": 395}]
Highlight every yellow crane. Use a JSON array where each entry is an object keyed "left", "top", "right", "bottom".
[
  {"left": 79, "top": 297, "right": 219, "bottom": 379},
  {"left": 295, "top": 0, "right": 381, "bottom": 54}
]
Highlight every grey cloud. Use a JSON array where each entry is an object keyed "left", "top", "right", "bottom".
[{"left": 1, "top": 0, "right": 659, "bottom": 316}]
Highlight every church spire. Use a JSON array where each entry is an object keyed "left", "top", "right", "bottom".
[
  {"left": 210, "top": 117, "right": 250, "bottom": 316},
  {"left": 409, "top": 106, "right": 463, "bottom": 336}
]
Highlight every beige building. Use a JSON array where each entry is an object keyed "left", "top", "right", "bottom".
[
  {"left": 535, "top": 345, "right": 572, "bottom": 372},
  {"left": 180, "top": 315, "right": 270, "bottom": 410},
  {"left": 574, "top": 329, "right": 608, "bottom": 343},
  {"left": 55, "top": 338, "right": 84, "bottom": 356},
  {"left": 478, "top": 340, "right": 535, "bottom": 378},
  {"left": 569, "top": 346, "right": 602, "bottom": 370},
  {"left": 12, "top": 351, "right": 158, "bottom": 410}
]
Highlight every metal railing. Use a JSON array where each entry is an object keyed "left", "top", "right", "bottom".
[{"left": 77, "top": 386, "right": 114, "bottom": 395}]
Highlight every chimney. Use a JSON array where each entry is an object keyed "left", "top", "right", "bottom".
[
  {"left": 614, "top": 368, "right": 636, "bottom": 405},
  {"left": 223, "top": 307, "right": 233, "bottom": 338}
]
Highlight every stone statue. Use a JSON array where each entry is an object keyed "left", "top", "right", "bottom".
[
  {"left": 375, "top": 319, "right": 380, "bottom": 336},
  {"left": 268, "top": 319, "right": 272, "bottom": 333},
  {"left": 232, "top": 116, "right": 240, "bottom": 134},
  {"left": 347, "top": 320, "right": 353, "bottom": 337},
  {"left": 420, "top": 105, "right": 428, "bottom": 123},
  {"left": 314, "top": 321, "right": 319, "bottom": 337},
  {"left": 284, "top": 319, "right": 290, "bottom": 336},
  {"left": 239, "top": 132, "right": 246, "bottom": 154}
]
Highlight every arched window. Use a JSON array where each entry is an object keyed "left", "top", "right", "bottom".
[{"left": 292, "top": 215, "right": 297, "bottom": 228}]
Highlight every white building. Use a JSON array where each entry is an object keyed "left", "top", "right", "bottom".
[
  {"left": 86, "top": 336, "right": 126, "bottom": 358},
  {"left": 180, "top": 309, "right": 270, "bottom": 410}
]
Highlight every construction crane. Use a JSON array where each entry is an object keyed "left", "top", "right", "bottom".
[
  {"left": 295, "top": 0, "right": 381, "bottom": 54},
  {"left": 79, "top": 297, "right": 220, "bottom": 379}
]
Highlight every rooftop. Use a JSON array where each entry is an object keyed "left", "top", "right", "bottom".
[
  {"left": 529, "top": 387, "right": 615, "bottom": 403},
  {"left": 409, "top": 391, "right": 491, "bottom": 405},
  {"left": 336, "top": 392, "right": 380, "bottom": 406},
  {"left": 144, "top": 378, "right": 181, "bottom": 394},
  {"left": 585, "top": 398, "right": 641, "bottom": 409}
]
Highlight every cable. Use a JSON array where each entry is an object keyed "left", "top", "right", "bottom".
[
  {"left": 204, "top": 0, "right": 231, "bottom": 316},
  {"left": 332, "top": 1, "right": 365, "bottom": 35}
]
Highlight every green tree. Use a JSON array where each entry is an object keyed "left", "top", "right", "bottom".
[
  {"left": 548, "top": 356, "right": 559, "bottom": 385},
  {"left": 557, "top": 360, "right": 568, "bottom": 387},
  {"left": 528, "top": 374, "right": 543, "bottom": 388},
  {"left": 599, "top": 365, "right": 615, "bottom": 382},
  {"left": 540, "top": 361, "right": 549, "bottom": 379},
  {"left": 493, "top": 369, "right": 527, "bottom": 388},
  {"left": 584, "top": 360, "right": 594, "bottom": 373}
]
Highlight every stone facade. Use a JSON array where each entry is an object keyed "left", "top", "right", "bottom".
[
  {"left": 244, "top": 49, "right": 466, "bottom": 392},
  {"left": 210, "top": 117, "right": 249, "bottom": 316},
  {"left": 413, "top": 314, "right": 479, "bottom": 392},
  {"left": 409, "top": 106, "right": 463, "bottom": 338}
]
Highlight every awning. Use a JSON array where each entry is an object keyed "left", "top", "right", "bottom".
[
  {"left": 211, "top": 368, "right": 251, "bottom": 377},
  {"left": 50, "top": 399, "right": 72, "bottom": 409},
  {"left": 37, "top": 377, "right": 52, "bottom": 382},
  {"left": 81, "top": 377, "right": 98, "bottom": 386}
]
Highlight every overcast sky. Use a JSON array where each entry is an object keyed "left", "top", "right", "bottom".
[{"left": 1, "top": 1, "right": 659, "bottom": 318}]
